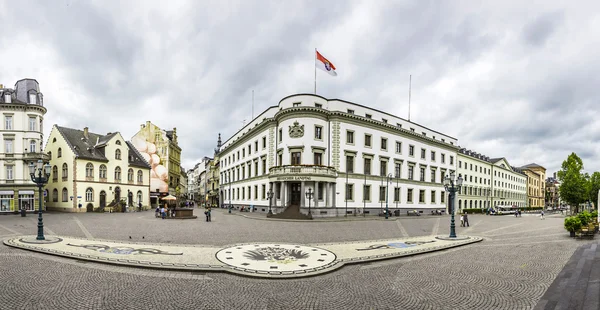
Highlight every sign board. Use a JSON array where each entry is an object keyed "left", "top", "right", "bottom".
[
  {"left": 276, "top": 176, "right": 312, "bottom": 181},
  {"left": 43, "top": 191, "right": 47, "bottom": 197},
  {"left": 77, "top": 196, "right": 82, "bottom": 199}
]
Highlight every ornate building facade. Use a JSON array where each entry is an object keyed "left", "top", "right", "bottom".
[
  {"left": 521, "top": 163, "right": 546, "bottom": 208},
  {"left": 0, "top": 79, "right": 47, "bottom": 213},
  {"left": 218, "top": 94, "right": 458, "bottom": 217},
  {"left": 44, "top": 126, "right": 151, "bottom": 212}
]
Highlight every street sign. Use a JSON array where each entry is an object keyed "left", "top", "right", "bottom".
[
  {"left": 43, "top": 191, "right": 47, "bottom": 197},
  {"left": 77, "top": 196, "right": 82, "bottom": 199}
]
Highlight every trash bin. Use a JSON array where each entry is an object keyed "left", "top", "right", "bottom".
[
  {"left": 20, "top": 208, "right": 26, "bottom": 217},
  {"left": 394, "top": 210, "right": 400, "bottom": 216}
]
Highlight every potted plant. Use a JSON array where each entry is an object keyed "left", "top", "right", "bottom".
[{"left": 564, "top": 216, "right": 582, "bottom": 237}]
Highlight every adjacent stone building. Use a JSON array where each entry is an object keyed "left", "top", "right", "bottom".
[
  {"left": 44, "top": 125, "right": 151, "bottom": 212},
  {"left": 521, "top": 163, "right": 547, "bottom": 208},
  {"left": 0, "top": 79, "right": 48, "bottom": 213}
]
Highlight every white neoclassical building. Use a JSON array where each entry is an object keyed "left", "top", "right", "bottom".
[
  {"left": 456, "top": 149, "right": 527, "bottom": 211},
  {"left": 0, "top": 79, "right": 48, "bottom": 213},
  {"left": 219, "top": 94, "right": 459, "bottom": 217}
]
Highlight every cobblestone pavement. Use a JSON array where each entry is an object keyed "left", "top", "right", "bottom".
[{"left": 0, "top": 210, "right": 591, "bottom": 309}]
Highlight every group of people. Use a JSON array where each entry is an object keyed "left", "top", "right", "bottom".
[
  {"left": 155, "top": 204, "right": 175, "bottom": 219},
  {"left": 460, "top": 212, "right": 470, "bottom": 227}
]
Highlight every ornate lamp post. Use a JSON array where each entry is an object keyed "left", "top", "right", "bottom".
[
  {"left": 385, "top": 173, "right": 392, "bottom": 219},
  {"left": 305, "top": 187, "right": 313, "bottom": 219},
  {"left": 226, "top": 174, "right": 232, "bottom": 213},
  {"left": 28, "top": 160, "right": 51, "bottom": 241},
  {"left": 443, "top": 171, "right": 463, "bottom": 238},
  {"left": 267, "top": 189, "right": 274, "bottom": 216}
]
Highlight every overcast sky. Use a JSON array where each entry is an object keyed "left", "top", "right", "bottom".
[{"left": 1, "top": 0, "right": 598, "bottom": 176}]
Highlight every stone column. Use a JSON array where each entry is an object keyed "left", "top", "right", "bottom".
[
  {"left": 300, "top": 181, "right": 305, "bottom": 208},
  {"left": 279, "top": 181, "right": 284, "bottom": 207},
  {"left": 325, "top": 183, "right": 329, "bottom": 207},
  {"left": 332, "top": 183, "right": 337, "bottom": 208},
  {"left": 314, "top": 181, "right": 319, "bottom": 208}
]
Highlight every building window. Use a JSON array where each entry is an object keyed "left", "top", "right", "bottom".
[
  {"left": 365, "top": 114, "right": 372, "bottom": 119},
  {"left": 379, "top": 186, "right": 386, "bottom": 202},
  {"left": 62, "top": 163, "right": 68, "bottom": 179},
  {"left": 346, "top": 156, "right": 354, "bottom": 173},
  {"left": 363, "top": 185, "right": 371, "bottom": 201},
  {"left": 346, "top": 131, "right": 354, "bottom": 144},
  {"left": 137, "top": 170, "right": 143, "bottom": 183},
  {"left": 278, "top": 128, "right": 282, "bottom": 142},
  {"left": 254, "top": 161, "right": 258, "bottom": 176},
  {"left": 420, "top": 148, "right": 426, "bottom": 159},
  {"left": 114, "top": 167, "right": 121, "bottom": 181},
  {"left": 420, "top": 167, "right": 425, "bottom": 181},
  {"left": 431, "top": 151, "right": 436, "bottom": 161},
  {"left": 459, "top": 161, "right": 462, "bottom": 168},
  {"left": 28, "top": 140, "right": 36, "bottom": 153},
  {"left": 407, "top": 189, "right": 413, "bottom": 203},
  {"left": 364, "top": 158, "right": 371, "bottom": 175},
  {"left": 315, "top": 103, "right": 322, "bottom": 108},
  {"left": 6, "top": 166, "right": 13, "bottom": 180},
  {"left": 381, "top": 138, "right": 387, "bottom": 151},
  {"left": 450, "top": 156, "right": 454, "bottom": 165},
  {"left": 318, "top": 183, "right": 324, "bottom": 200},
  {"left": 314, "top": 153, "right": 323, "bottom": 166},
  {"left": 394, "top": 187, "right": 400, "bottom": 202},
  {"left": 394, "top": 163, "right": 401, "bottom": 178},
  {"left": 52, "top": 189, "right": 58, "bottom": 202},
  {"left": 115, "top": 149, "right": 121, "bottom": 160},
  {"left": 62, "top": 188, "right": 68, "bottom": 202},
  {"left": 395, "top": 142, "right": 402, "bottom": 153},
  {"left": 255, "top": 141, "right": 258, "bottom": 152},
  {"left": 29, "top": 117, "right": 36, "bottom": 131},
  {"left": 52, "top": 166, "right": 58, "bottom": 182},
  {"left": 278, "top": 154, "right": 282, "bottom": 166},
  {"left": 86, "top": 188, "right": 94, "bottom": 202},
  {"left": 347, "top": 109, "right": 354, "bottom": 114},
  {"left": 4, "top": 140, "right": 12, "bottom": 154},
  {"left": 262, "top": 159, "right": 267, "bottom": 174},
  {"left": 346, "top": 184, "right": 353, "bottom": 200},
  {"left": 86, "top": 163, "right": 94, "bottom": 178},
  {"left": 262, "top": 136, "right": 266, "bottom": 149},
  {"left": 58, "top": 148, "right": 62, "bottom": 158},
  {"left": 254, "top": 185, "right": 258, "bottom": 199},
  {"left": 408, "top": 166, "right": 414, "bottom": 180},
  {"left": 419, "top": 190, "right": 425, "bottom": 203},
  {"left": 431, "top": 169, "right": 436, "bottom": 183},
  {"left": 441, "top": 154, "right": 446, "bottom": 164},
  {"left": 262, "top": 184, "right": 266, "bottom": 199},
  {"left": 128, "top": 168, "right": 134, "bottom": 182},
  {"left": 431, "top": 190, "right": 436, "bottom": 203},
  {"left": 99, "top": 165, "right": 107, "bottom": 179},
  {"left": 441, "top": 191, "right": 445, "bottom": 203},
  {"left": 382, "top": 118, "right": 387, "bottom": 123},
  {"left": 315, "top": 126, "right": 322, "bottom": 140},
  {"left": 4, "top": 116, "right": 12, "bottom": 130},
  {"left": 380, "top": 160, "right": 387, "bottom": 176},
  {"left": 409, "top": 145, "right": 414, "bottom": 156},
  {"left": 137, "top": 191, "right": 142, "bottom": 204},
  {"left": 365, "top": 134, "right": 372, "bottom": 147},
  {"left": 293, "top": 102, "right": 301, "bottom": 107},
  {"left": 291, "top": 152, "right": 301, "bottom": 165}
]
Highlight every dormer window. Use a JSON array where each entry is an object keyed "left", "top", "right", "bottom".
[
  {"left": 29, "top": 93, "right": 36, "bottom": 104},
  {"left": 4, "top": 94, "right": 10, "bottom": 103},
  {"left": 315, "top": 103, "right": 322, "bottom": 108},
  {"left": 365, "top": 114, "right": 372, "bottom": 119},
  {"left": 115, "top": 149, "right": 121, "bottom": 160},
  {"left": 292, "top": 102, "right": 301, "bottom": 107},
  {"left": 115, "top": 141, "right": 121, "bottom": 145}
]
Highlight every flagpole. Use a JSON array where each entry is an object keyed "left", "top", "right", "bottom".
[
  {"left": 314, "top": 48, "right": 317, "bottom": 94},
  {"left": 252, "top": 90, "right": 254, "bottom": 120},
  {"left": 408, "top": 75, "right": 412, "bottom": 122}
]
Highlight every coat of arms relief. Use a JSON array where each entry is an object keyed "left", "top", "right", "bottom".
[{"left": 289, "top": 121, "right": 304, "bottom": 138}]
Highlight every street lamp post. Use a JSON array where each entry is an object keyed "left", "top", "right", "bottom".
[
  {"left": 28, "top": 160, "right": 51, "bottom": 241},
  {"left": 305, "top": 187, "right": 313, "bottom": 219},
  {"left": 267, "top": 188, "right": 274, "bottom": 216},
  {"left": 227, "top": 175, "right": 232, "bottom": 213},
  {"left": 345, "top": 171, "right": 349, "bottom": 217},
  {"left": 385, "top": 173, "right": 392, "bottom": 219},
  {"left": 443, "top": 171, "right": 463, "bottom": 238}
]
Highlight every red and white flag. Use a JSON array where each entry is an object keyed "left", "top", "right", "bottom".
[{"left": 315, "top": 50, "right": 337, "bottom": 76}]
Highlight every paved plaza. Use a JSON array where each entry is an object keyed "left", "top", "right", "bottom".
[{"left": 0, "top": 209, "right": 592, "bottom": 309}]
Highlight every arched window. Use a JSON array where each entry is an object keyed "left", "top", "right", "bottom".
[
  {"left": 48, "top": 151, "right": 52, "bottom": 159},
  {"left": 115, "top": 140, "right": 121, "bottom": 145},
  {"left": 114, "top": 167, "right": 121, "bottom": 181},
  {"left": 85, "top": 163, "right": 94, "bottom": 178},
  {"left": 52, "top": 166, "right": 58, "bottom": 181},
  {"left": 137, "top": 190, "right": 142, "bottom": 204},
  {"left": 469, "top": 200, "right": 473, "bottom": 208},
  {"left": 137, "top": 170, "right": 143, "bottom": 183},
  {"left": 458, "top": 200, "right": 462, "bottom": 209},
  {"left": 99, "top": 165, "right": 107, "bottom": 179},
  {"left": 52, "top": 137, "right": 56, "bottom": 143},
  {"left": 62, "top": 188, "right": 68, "bottom": 202},
  {"left": 62, "top": 163, "right": 68, "bottom": 179},
  {"left": 85, "top": 188, "right": 94, "bottom": 202},
  {"left": 52, "top": 189, "right": 58, "bottom": 202},
  {"left": 58, "top": 148, "right": 62, "bottom": 158},
  {"left": 127, "top": 168, "right": 133, "bottom": 182},
  {"left": 475, "top": 201, "right": 478, "bottom": 208},
  {"left": 29, "top": 140, "right": 36, "bottom": 153},
  {"left": 115, "top": 149, "right": 121, "bottom": 160}
]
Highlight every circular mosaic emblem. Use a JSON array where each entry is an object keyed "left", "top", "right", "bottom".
[{"left": 216, "top": 244, "right": 336, "bottom": 273}]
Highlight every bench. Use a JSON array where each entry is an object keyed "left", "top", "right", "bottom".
[
  {"left": 407, "top": 210, "right": 420, "bottom": 216},
  {"left": 578, "top": 226, "right": 596, "bottom": 239}
]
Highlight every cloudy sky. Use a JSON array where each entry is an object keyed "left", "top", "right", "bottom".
[{"left": 1, "top": 0, "right": 598, "bottom": 175}]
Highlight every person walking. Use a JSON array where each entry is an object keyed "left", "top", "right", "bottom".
[
  {"left": 460, "top": 214, "right": 464, "bottom": 227},
  {"left": 160, "top": 206, "right": 166, "bottom": 219},
  {"left": 463, "top": 212, "right": 470, "bottom": 227},
  {"left": 205, "top": 207, "right": 211, "bottom": 222},
  {"left": 541, "top": 210, "right": 545, "bottom": 220}
]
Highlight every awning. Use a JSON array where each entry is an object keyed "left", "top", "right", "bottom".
[
  {"left": 0, "top": 190, "right": 14, "bottom": 195},
  {"left": 19, "top": 190, "right": 35, "bottom": 194}
]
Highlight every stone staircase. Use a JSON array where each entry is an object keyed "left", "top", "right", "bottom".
[{"left": 269, "top": 203, "right": 312, "bottom": 220}]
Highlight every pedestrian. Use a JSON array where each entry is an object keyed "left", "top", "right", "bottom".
[
  {"left": 460, "top": 214, "right": 464, "bottom": 227},
  {"left": 464, "top": 212, "right": 470, "bottom": 227},
  {"left": 541, "top": 210, "right": 545, "bottom": 220},
  {"left": 155, "top": 206, "right": 160, "bottom": 218},
  {"left": 160, "top": 206, "right": 166, "bottom": 219},
  {"left": 205, "top": 207, "right": 211, "bottom": 222},
  {"left": 518, "top": 210, "right": 522, "bottom": 217}
]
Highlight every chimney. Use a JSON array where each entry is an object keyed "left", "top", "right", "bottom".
[
  {"left": 83, "top": 127, "right": 89, "bottom": 139},
  {"left": 140, "top": 124, "right": 145, "bottom": 130}
]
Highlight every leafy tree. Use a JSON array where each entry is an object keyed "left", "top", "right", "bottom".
[
  {"left": 557, "top": 153, "right": 587, "bottom": 213},
  {"left": 587, "top": 172, "right": 600, "bottom": 209}
]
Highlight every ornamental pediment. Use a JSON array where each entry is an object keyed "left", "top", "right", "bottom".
[{"left": 289, "top": 121, "right": 304, "bottom": 138}]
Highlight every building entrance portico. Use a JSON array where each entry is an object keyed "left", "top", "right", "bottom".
[{"left": 290, "top": 183, "right": 301, "bottom": 206}]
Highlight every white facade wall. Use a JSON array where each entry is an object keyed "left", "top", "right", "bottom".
[{"left": 219, "top": 94, "right": 459, "bottom": 216}]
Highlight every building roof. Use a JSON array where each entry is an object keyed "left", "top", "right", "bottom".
[
  {"left": 521, "top": 163, "right": 546, "bottom": 169},
  {"left": 55, "top": 126, "right": 150, "bottom": 168}
]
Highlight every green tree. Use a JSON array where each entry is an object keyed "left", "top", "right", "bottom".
[
  {"left": 587, "top": 172, "right": 600, "bottom": 209},
  {"left": 557, "top": 153, "right": 587, "bottom": 213}
]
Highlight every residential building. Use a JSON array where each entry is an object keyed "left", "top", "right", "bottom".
[
  {"left": 179, "top": 166, "right": 187, "bottom": 200},
  {"left": 520, "top": 163, "right": 546, "bottom": 208},
  {"left": 187, "top": 164, "right": 200, "bottom": 201},
  {"left": 457, "top": 149, "right": 527, "bottom": 211},
  {"left": 0, "top": 79, "right": 48, "bottom": 213},
  {"left": 207, "top": 134, "right": 221, "bottom": 207},
  {"left": 218, "top": 94, "right": 458, "bottom": 217},
  {"left": 546, "top": 173, "right": 560, "bottom": 209},
  {"left": 131, "top": 121, "right": 182, "bottom": 205},
  {"left": 44, "top": 126, "right": 151, "bottom": 212}
]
